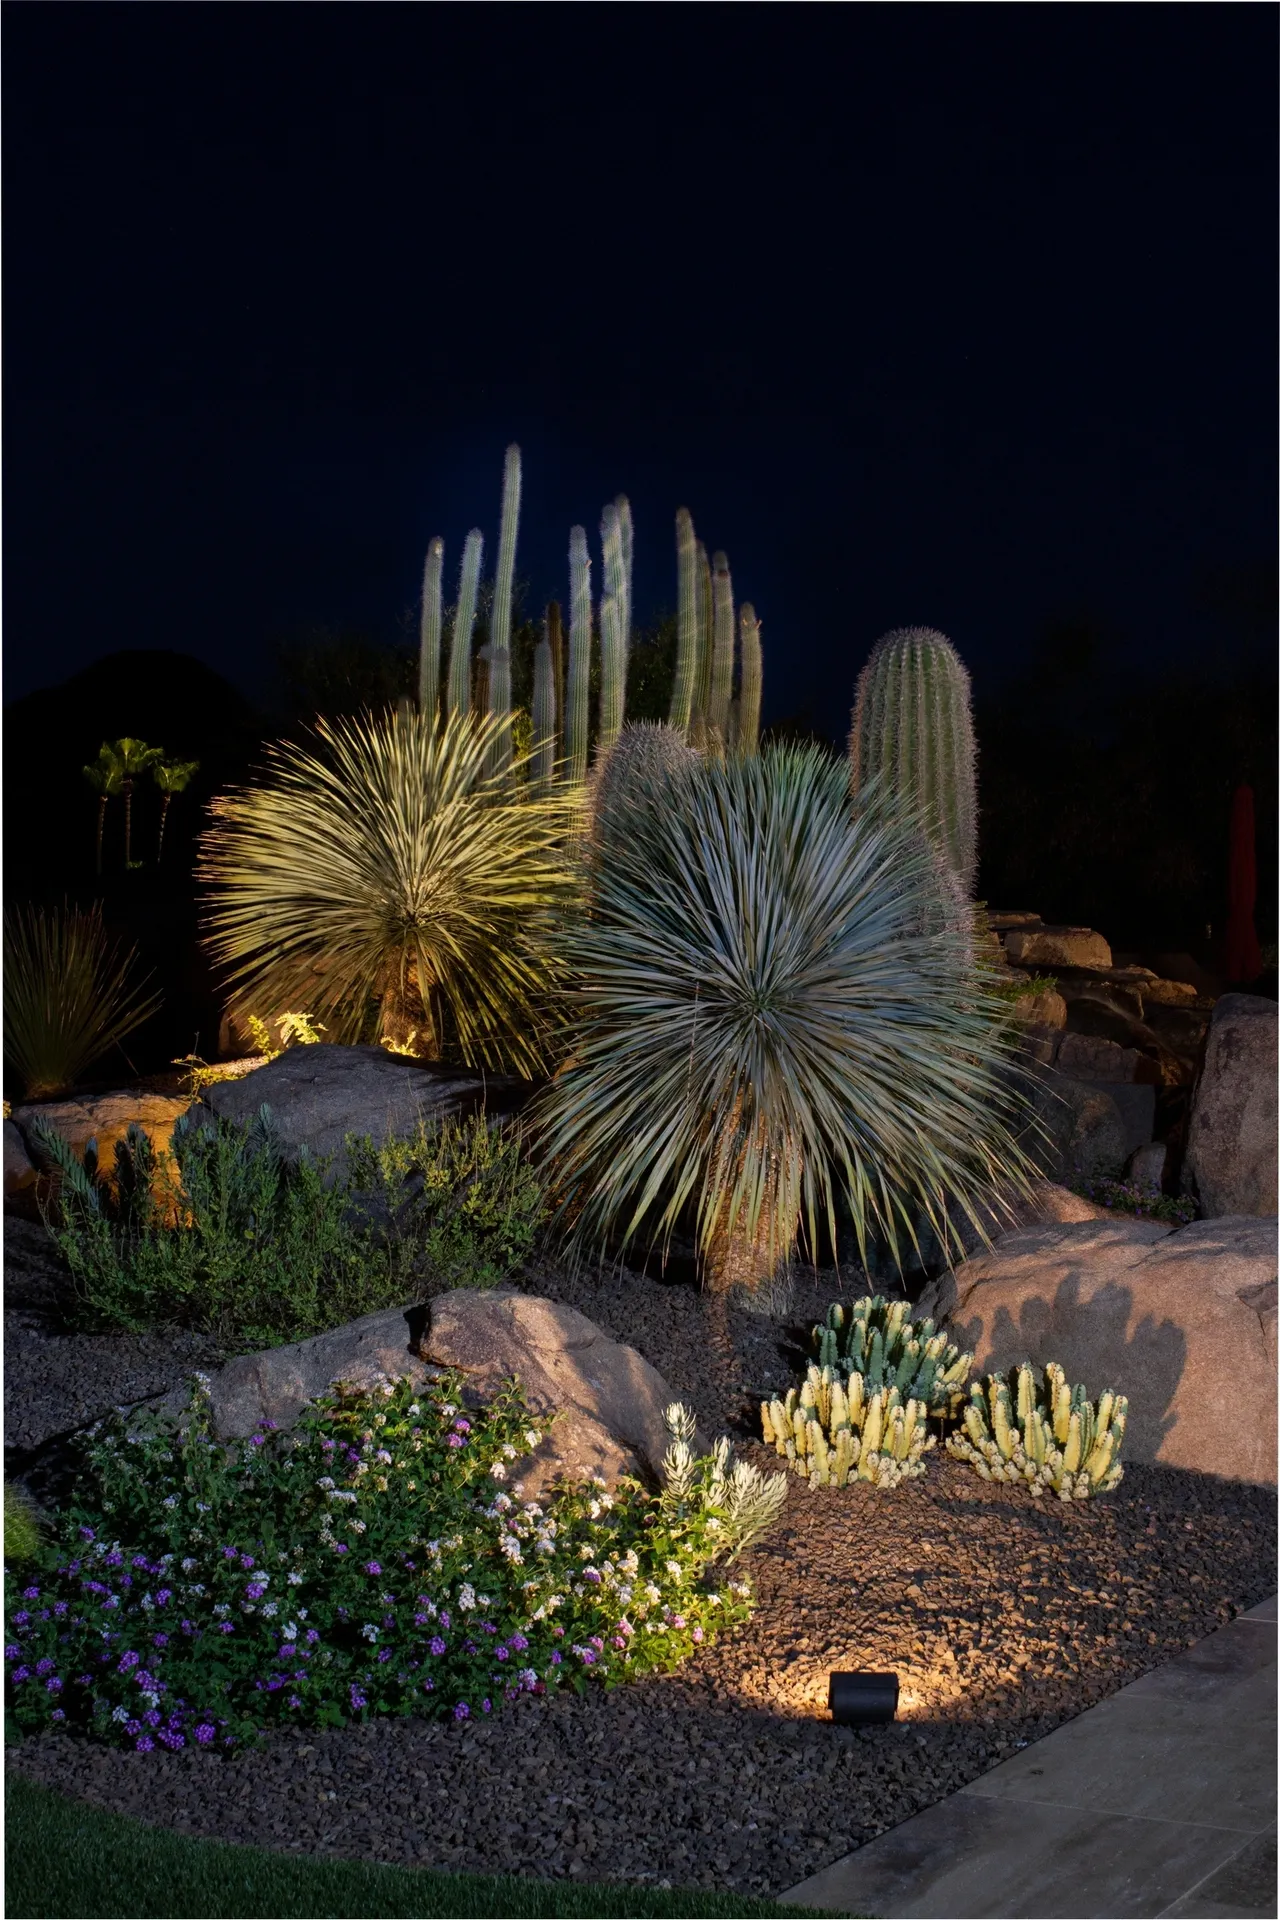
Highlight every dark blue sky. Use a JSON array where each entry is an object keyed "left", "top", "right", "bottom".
[{"left": 4, "top": 5, "right": 1275, "bottom": 729}]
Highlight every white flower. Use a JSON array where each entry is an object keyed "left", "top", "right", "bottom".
[
  {"left": 361, "top": 1624, "right": 379, "bottom": 1642},
  {"left": 458, "top": 1584, "right": 476, "bottom": 1611},
  {"left": 353, "top": 1462, "right": 369, "bottom": 1477},
  {"left": 665, "top": 1561, "right": 682, "bottom": 1579},
  {"left": 112, "top": 1705, "right": 129, "bottom": 1723},
  {"left": 282, "top": 1622, "right": 298, "bottom": 1640},
  {"left": 297, "top": 1608, "right": 308, "bottom": 1620},
  {"left": 588, "top": 1501, "right": 601, "bottom": 1519},
  {"left": 477, "top": 1595, "right": 493, "bottom": 1609},
  {"left": 186, "top": 1583, "right": 206, "bottom": 1598},
  {"left": 490, "top": 1464, "right": 507, "bottom": 1481},
  {"left": 499, "top": 1537, "right": 523, "bottom": 1563},
  {"left": 140, "top": 1594, "right": 155, "bottom": 1611},
  {"left": 375, "top": 1450, "right": 392, "bottom": 1466},
  {"left": 162, "top": 1495, "right": 177, "bottom": 1509},
  {"left": 350, "top": 1520, "right": 366, "bottom": 1534},
  {"left": 618, "top": 1585, "right": 633, "bottom": 1604},
  {"left": 141, "top": 1690, "right": 159, "bottom": 1709},
  {"left": 181, "top": 1558, "right": 197, "bottom": 1574},
  {"left": 287, "top": 1571, "right": 304, "bottom": 1586},
  {"left": 317, "top": 1477, "right": 335, "bottom": 1491},
  {"left": 441, "top": 1405, "right": 457, "bottom": 1418},
  {"left": 645, "top": 1584, "right": 662, "bottom": 1605},
  {"left": 502, "top": 1444, "right": 517, "bottom": 1459},
  {"left": 262, "top": 1601, "right": 278, "bottom": 1617},
  {"left": 213, "top": 1604, "right": 230, "bottom": 1619},
  {"left": 196, "top": 1502, "right": 211, "bottom": 1513},
  {"left": 525, "top": 1431, "right": 541, "bottom": 1449},
  {"left": 408, "top": 1403, "right": 421, "bottom": 1417}
]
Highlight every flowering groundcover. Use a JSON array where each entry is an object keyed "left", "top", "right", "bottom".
[{"left": 5, "top": 1372, "right": 782, "bottom": 1753}]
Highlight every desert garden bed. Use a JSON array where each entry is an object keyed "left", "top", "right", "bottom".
[{"left": 6, "top": 1231, "right": 1275, "bottom": 1901}]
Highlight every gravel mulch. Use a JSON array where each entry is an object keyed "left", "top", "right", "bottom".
[{"left": 6, "top": 1243, "right": 1276, "bottom": 1898}]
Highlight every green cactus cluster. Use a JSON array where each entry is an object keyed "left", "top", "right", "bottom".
[
  {"left": 670, "top": 509, "right": 761, "bottom": 753},
  {"left": 813, "top": 1296, "right": 973, "bottom": 1415},
  {"left": 762, "top": 1363, "right": 936, "bottom": 1490},
  {"left": 945, "top": 1362, "right": 1127, "bottom": 1499}
]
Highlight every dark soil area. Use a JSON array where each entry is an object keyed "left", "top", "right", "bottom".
[{"left": 6, "top": 1228, "right": 1276, "bottom": 1898}]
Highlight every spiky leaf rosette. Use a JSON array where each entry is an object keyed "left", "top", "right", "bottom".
[
  {"left": 3, "top": 902, "right": 161, "bottom": 1100},
  {"left": 199, "top": 707, "right": 578, "bottom": 1074},
  {"left": 533, "top": 743, "right": 1036, "bottom": 1283}
]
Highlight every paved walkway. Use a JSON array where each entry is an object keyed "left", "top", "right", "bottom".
[{"left": 781, "top": 1595, "right": 1277, "bottom": 1919}]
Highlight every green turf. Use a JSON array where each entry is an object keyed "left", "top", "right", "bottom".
[{"left": 5, "top": 1774, "right": 845, "bottom": 1918}]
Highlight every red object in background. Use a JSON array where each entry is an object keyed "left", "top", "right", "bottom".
[{"left": 1225, "top": 783, "right": 1263, "bottom": 984}]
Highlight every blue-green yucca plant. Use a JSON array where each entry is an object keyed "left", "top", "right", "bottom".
[
  {"left": 848, "top": 626, "right": 978, "bottom": 896},
  {"left": 533, "top": 743, "right": 1037, "bottom": 1291}
]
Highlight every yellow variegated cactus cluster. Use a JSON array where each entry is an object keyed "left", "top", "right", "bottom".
[
  {"left": 761, "top": 1363, "right": 936, "bottom": 1491},
  {"left": 946, "top": 1362, "right": 1127, "bottom": 1499}
]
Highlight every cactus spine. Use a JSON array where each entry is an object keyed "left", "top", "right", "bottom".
[
  {"left": 531, "top": 636, "right": 557, "bottom": 791},
  {"left": 566, "top": 525, "right": 592, "bottom": 785},
  {"left": 814, "top": 1297, "right": 973, "bottom": 1414},
  {"left": 707, "top": 551, "right": 735, "bottom": 745},
  {"left": 446, "top": 529, "right": 484, "bottom": 718},
  {"left": 762, "top": 1363, "right": 935, "bottom": 1490},
  {"left": 418, "top": 536, "right": 445, "bottom": 718},
  {"left": 946, "top": 1363, "right": 1127, "bottom": 1499},
  {"left": 670, "top": 508, "right": 700, "bottom": 734},
  {"left": 848, "top": 627, "right": 978, "bottom": 895},
  {"left": 487, "top": 443, "right": 522, "bottom": 768},
  {"left": 738, "top": 604, "right": 762, "bottom": 752}
]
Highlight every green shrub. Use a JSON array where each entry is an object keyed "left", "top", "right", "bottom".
[
  {"left": 1072, "top": 1176, "right": 1195, "bottom": 1226},
  {"left": 3, "top": 902, "right": 161, "bottom": 1101},
  {"left": 4, "top": 1483, "right": 42, "bottom": 1564},
  {"left": 534, "top": 743, "right": 1038, "bottom": 1290},
  {"left": 31, "top": 1107, "right": 544, "bottom": 1346},
  {"left": 4, "top": 1379, "right": 784, "bottom": 1751}
]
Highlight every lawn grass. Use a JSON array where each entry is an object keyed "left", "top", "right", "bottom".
[{"left": 5, "top": 1774, "right": 843, "bottom": 1918}]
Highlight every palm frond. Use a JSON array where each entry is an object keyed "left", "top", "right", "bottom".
[
  {"left": 3, "top": 903, "right": 161, "bottom": 1100},
  {"left": 198, "top": 707, "right": 581, "bottom": 1075},
  {"left": 532, "top": 743, "right": 1039, "bottom": 1281}
]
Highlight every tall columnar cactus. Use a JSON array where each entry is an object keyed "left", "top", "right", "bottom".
[
  {"left": 670, "top": 508, "right": 700, "bottom": 734},
  {"left": 946, "top": 1362, "right": 1127, "bottom": 1499},
  {"left": 446, "top": 529, "right": 485, "bottom": 718},
  {"left": 486, "top": 444, "right": 523, "bottom": 769},
  {"left": 692, "top": 541, "right": 714, "bottom": 732},
  {"left": 598, "top": 501, "right": 629, "bottom": 761},
  {"left": 738, "top": 605, "right": 762, "bottom": 752},
  {"left": 762, "top": 1363, "right": 935, "bottom": 1490},
  {"left": 531, "top": 637, "right": 557, "bottom": 791},
  {"left": 418, "top": 537, "right": 445, "bottom": 718},
  {"left": 566, "top": 525, "right": 593, "bottom": 785},
  {"left": 707, "top": 552, "right": 735, "bottom": 745},
  {"left": 848, "top": 627, "right": 978, "bottom": 895},
  {"left": 814, "top": 1297, "right": 973, "bottom": 1414}
]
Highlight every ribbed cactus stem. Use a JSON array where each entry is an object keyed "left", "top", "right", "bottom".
[
  {"left": 670, "top": 508, "right": 699, "bottom": 734},
  {"left": 708, "top": 551, "right": 735, "bottom": 745},
  {"left": 532, "top": 637, "right": 557, "bottom": 790},
  {"left": 692, "top": 541, "right": 714, "bottom": 728},
  {"left": 418, "top": 536, "right": 444, "bottom": 718},
  {"left": 598, "top": 593, "right": 626, "bottom": 761},
  {"left": 738, "top": 603, "right": 763, "bottom": 752},
  {"left": 566, "top": 525, "right": 592, "bottom": 785},
  {"left": 849, "top": 626, "right": 978, "bottom": 895},
  {"left": 446, "top": 529, "right": 484, "bottom": 718},
  {"left": 617, "top": 494, "right": 633, "bottom": 653},
  {"left": 487, "top": 443, "right": 522, "bottom": 769}
]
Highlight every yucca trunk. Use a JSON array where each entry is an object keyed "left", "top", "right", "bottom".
[
  {"left": 122, "top": 779, "right": 136, "bottom": 866},
  {"left": 156, "top": 793, "right": 172, "bottom": 864},
  {"left": 377, "top": 953, "right": 438, "bottom": 1057},
  {"left": 94, "top": 795, "right": 108, "bottom": 876}
]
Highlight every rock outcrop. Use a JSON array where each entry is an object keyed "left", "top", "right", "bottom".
[{"left": 1182, "top": 995, "right": 1278, "bottom": 1218}]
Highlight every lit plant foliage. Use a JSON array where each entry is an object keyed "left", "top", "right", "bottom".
[
  {"left": 3, "top": 903, "right": 161, "bottom": 1101},
  {"left": 946, "top": 1363, "right": 1127, "bottom": 1499},
  {"left": 762, "top": 1364, "right": 935, "bottom": 1490},
  {"left": 3, "top": 1383, "right": 782, "bottom": 1751},
  {"left": 813, "top": 1297, "right": 973, "bottom": 1415},
  {"left": 198, "top": 706, "right": 577, "bottom": 1071},
  {"left": 534, "top": 743, "right": 1037, "bottom": 1290}
]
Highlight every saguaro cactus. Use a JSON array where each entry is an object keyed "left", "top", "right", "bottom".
[
  {"left": 446, "top": 530, "right": 484, "bottom": 718},
  {"left": 848, "top": 627, "right": 978, "bottom": 895},
  {"left": 566, "top": 526, "right": 592, "bottom": 785},
  {"left": 707, "top": 551, "right": 735, "bottom": 745},
  {"left": 487, "top": 444, "right": 522, "bottom": 769},
  {"left": 418, "top": 537, "right": 445, "bottom": 718},
  {"left": 531, "top": 637, "right": 557, "bottom": 790},
  {"left": 670, "top": 509, "right": 700, "bottom": 734},
  {"left": 738, "top": 605, "right": 763, "bottom": 752},
  {"left": 598, "top": 501, "right": 629, "bottom": 761},
  {"left": 693, "top": 541, "right": 714, "bottom": 731}
]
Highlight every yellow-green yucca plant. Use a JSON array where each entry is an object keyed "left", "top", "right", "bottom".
[
  {"left": 199, "top": 707, "right": 579, "bottom": 1074},
  {"left": 533, "top": 742, "right": 1039, "bottom": 1291},
  {"left": 3, "top": 902, "right": 161, "bottom": 1101}
]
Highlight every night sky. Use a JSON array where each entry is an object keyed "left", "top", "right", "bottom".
[{"left": 4, "top": 5, "right": 1276, "bottom": 732}]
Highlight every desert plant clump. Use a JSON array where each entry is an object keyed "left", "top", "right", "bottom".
[
  {"left": 3, "top": 903, "right": 162, "bottom": 1101},
  {"left": 813, "top": 1297, "right": 973, "bottom": 1414},
  {"left": 3, "top": 1383, "right": 782, "bottom": 1752},
  {"left": 198, "top": 705, "right": 577, "bottom": 1071},
  {"left": 533, "top": 742, "right": 1038, "bottom": 1293},
  {"left": 1072, "top": 1176, "right": 1196, "bottom": 1227},
  {"left": 4, "top": 1481, "right": 43, "bottom": 1564},
  {"left": 30, "top": 1107, "right": 544, "bottom": 1345},
  {"left": 762, "top": 1364, "right": 935, "bottom": 1490},
  {"left": 946, "top": 1363, "right": 1127, "bottom": 1499}
]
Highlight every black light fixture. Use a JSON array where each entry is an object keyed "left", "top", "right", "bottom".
[{"left": 828, "top": 1671, "right": 899, "bottom": 1725}]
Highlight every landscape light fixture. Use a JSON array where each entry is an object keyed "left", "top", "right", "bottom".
[{"left": 828, "top": 1671, "right": 899, "bottom": 1725}]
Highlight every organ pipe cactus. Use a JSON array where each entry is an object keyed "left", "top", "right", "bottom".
[
  {"left": 486, "top": 444, "right": 522, "bottom": 770},
  {"left": 945, "top": 1363, "right": 1127, "bottom": 1499},
  {"left": 707, "top": 551, "right": 735, "bottom": 745},
  {"left": 814, "top": 1297, "right": 973, "bottom": 1415},
  {"left": 446, "top": 529, "right": 485, "bottom": 718},
  {"left": 418, "top": 537, "right": 445, "bottom": 718},
  {"left": 531, "top": 637, "right": 557, "bottom": 791},
  {"left": 670, "top": 509, "right": 699, "bottom": 735},
  {"left": 762, "top": 1363, "right": 936, "bottom": 1491},
  {"left": 848, "top": 627, "right": 978, "bottom": 896},
  {"left": 566, "top": 526, "right": 593, "bottom": 785},
  {"left": 738, "top": 605, "right": 763, "bottom": 752}
]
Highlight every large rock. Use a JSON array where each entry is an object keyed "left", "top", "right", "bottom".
[
  {"left": 1004, "top": 926, "right": 1112, "bottom": 970},
  {"left": 4, "top": 1119, "right": 38, "bottom": 1202},
  {"left": 1026, "top": 1070, "right": 1142, "bottom": 1180},
  {"left": 1182, "top": 995, "right": 1278, "bottom": 1218},
  {"left": 14, "top": 1091, "right": 192, "bottom": 1205},
  {"left": 172, "top": 1290, "right": 680, "bottom": 1499},
  {"left": 943, "top": 1216, "right": 1278, "bottom": 1484},
  {"left": 200, "top": 1045, "right": 528, "bottom": 1172}
]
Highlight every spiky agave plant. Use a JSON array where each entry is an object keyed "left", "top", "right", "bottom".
[
  {"left": 3, "top": 902, "right": 161, "bottom": 1100},
  {"left": 533, "top": 744, "right": 1038, "bottom": 1290},
  {"left": 199, "top": 707, "right": 578, "bottom": 1074}
]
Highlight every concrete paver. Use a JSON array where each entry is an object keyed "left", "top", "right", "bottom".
[{"left": 780, "top": 1597, "right": 1277, "bottom": 1919}]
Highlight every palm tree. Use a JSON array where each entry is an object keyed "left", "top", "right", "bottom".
[
  {"left": 110, "top": 738, "right": 163, "bottom": 867},
  {"left": 152, "top": 757, "right": 201, "bottom": 863},
  {"left": 82, "top": 745, "right": 123, "bottom": 876}
]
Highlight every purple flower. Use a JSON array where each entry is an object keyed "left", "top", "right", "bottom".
[
  {"left": 2, "top": 1648, "right": 18, "bottom": 1663},
  {"left": 446, "top": 1434, "right": 464, "bottom": 1449},
  {"left": 132, "top": 1557, "right": 150, "bottom": 1571},
  {"left": 53, "top": 1603, "right": 68, "bottom": 1618},
  {"left": 135, "top": 1735, "right": 155, "bottom": 1752},
  {"left": 579, "top": 1649, "right": 596, "bottom": 1665},
  {"left": 288, "top": 1695, "right": 301, "bottom": 1709},
  {"left": 438, "top": 1612, "right": 451, "bottom": 1630},
  {"left": 125, "top": 1718, "right": 142, "bottom": 1736},
  {"left": 51, "top": 1709, "right": 65, "bottom": 1721},
  {"left": 78, "top": 1527, "right": 95, "bottom": 1541},
  {"left": 240, "top": 1555, "right": 255, "bottom": 1570},
  {"left": 429, "top": 1637, "right": 447, "bottom": 1656},
  {"left": 159, "top": 1730, "right": 186, "bottom": 1750},
  {"left": 496, "top": 1647, "right": 509, "bottom": 1661},
  {"left": 144, "top": 1709, "right": 162, "bottom": 1727},
  {"left": 218, "top": 1622, "right": 235, "bottom": 1634},
  {"left": 155, "top": 1590, "right": 172, "bottom": 1607},
  {"left": 583, "top": 1569, "right": 602, "bottom": 1584},
  {"left": 222, "top": 1547, "right": 238, "bottom": 1560},
  {"left": 194, "top": 1724, "right": 216, "bottom": 1745},
  {"left": 245, "top": 1582, "right": 268, "bottom": 1600},
  {"left": 36, "top": 1659, "right": 55, "bottom": 1676},
  {"left": 509, "top": 1633, "right": 528, "bottom": 1652},
  {"left": 118, "top": 1652, "right": 140, "bottom": 1671},
  {"left": 482, "top": 1698, "right": 492, "bottom": 1713},
  {"left": 45, "top": 1677, "right": 64, "bottom": 1692},
  {"left": 692, "top": 1625, "right": 704, "bottom": 1643},
  {"left": 453, "top": 1419, "right": 471, "bottom": 1434},
  {"left": 377, "top": 1649, "right": 392, "bottom": 1663},
  {"left": 153, "top": 1634, "right": 170, "bottom": 1649},
  {"left": 10, "top": 1668, "right": 30, "bottom": 1684},
  {"left": 334, "top": 1544, "right": 349, "bottom": 1555},
  {"left": 349, "top": 1685, "right": 367, "bottom": 1711},
  {"left": 453, "top": 1701, "right": 470, "bottom": 1721},
  {"left": 550, "top": 1652, "right": 562, "bottom": 1666},
  {"left": 251, "top": 1436, "right": 266, "bottom": 1447},
  {"left": 22, "top": 1587, "right": 40, "bottom": 1601},
  {"left": 305, "top": 1630, "right": 320, "bottom": 1645},
  {"left": 12, "top": 1613, "right": 30, "bottom": 1628},
  {"left": 105, "top": 1552, "right": 123, "bottom": 1568},
  {"left": 414, "top": 1613, "right": 430, "bottom": 1627},
  {"left": 363, "top": 1562, "right": 382, "bottom": 1577}
]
